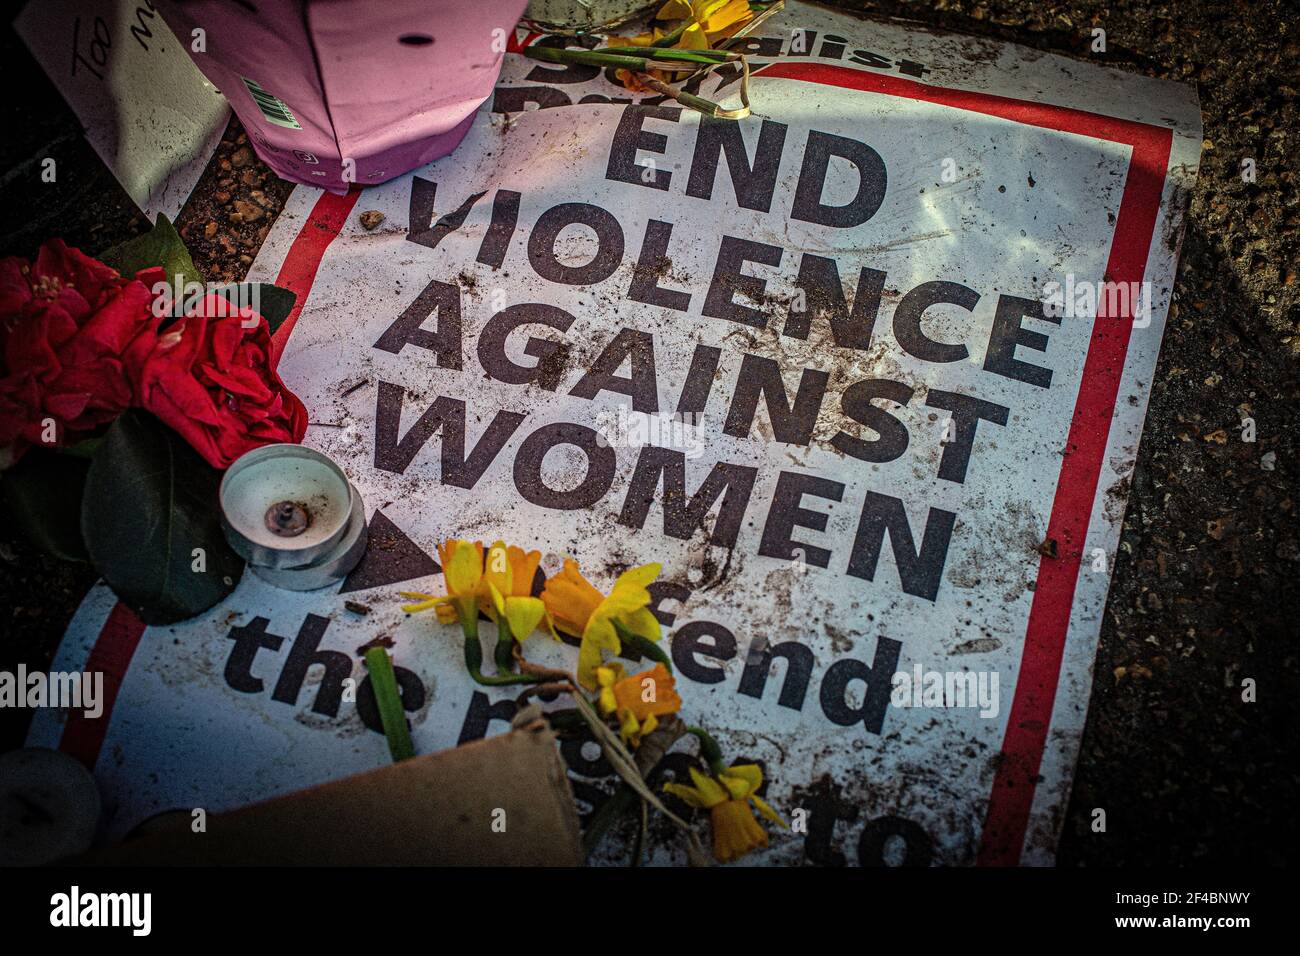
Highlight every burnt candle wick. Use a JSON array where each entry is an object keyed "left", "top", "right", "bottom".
[{"left": 265, "top": 500, "right": 309, "bottom": 537}]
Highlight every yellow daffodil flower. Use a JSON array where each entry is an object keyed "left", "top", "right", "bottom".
[
  {"left": 616, "top": 0, "right": 754, "bottom": 90},
  {"left": 400, "top": 539, "right": 485, "bottom": 632},
  {"left": 657, "top": 0, "right": 754, "bottom": 47},
  {"left": 541, "top": 559, "right": 662, "bottom": 689},
  {"left": 402, "top": 539, "right": 554, "bottom": 642},
  {"left": 595, "top": 663, "right": 628, "bottom": 713},
  {"left": 595, "top": 662, "right": 682, "bottom": 747},
  {"left": 482, "top": 540, "right": 552, "bottom": 642},
  {"left": 401, "top": 538, "right": 554, "bottom": 687},
  {"left": 663, "top": 763, "right": 787, "bottom": 863}
]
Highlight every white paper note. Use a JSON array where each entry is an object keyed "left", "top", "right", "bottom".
[{"left": 14, "top": 0, "right": 230, "bottom": 220}]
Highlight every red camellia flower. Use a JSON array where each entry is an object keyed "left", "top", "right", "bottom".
[
  {"left": 0, "top": 240, "right": 162, "bottom": 465},
  {"left": 132, "top": 292, "right": 308, "bottom": 469},
  {"left": 1, "top": 239, "right": 309, "bottom": 472}
]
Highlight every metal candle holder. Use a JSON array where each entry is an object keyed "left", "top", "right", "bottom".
[{"left": 219, "top": 444, "right": 368, "bottom": 591}]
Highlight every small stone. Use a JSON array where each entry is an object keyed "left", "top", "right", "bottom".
[
  {"left": 233, "top": 199, "right": 264, "bottom": 223},
  {"left": 203, "top": 221, "right": 218, "bottom": 239},
  {"left": 1261, "top": 451, "right": 1276, "bottom": 471},
  {"left": 359, "top": 210, "right": 385, "bottom": 230},
  {"left": 231, "top": 146, "right": 253, "bottom": 168}
]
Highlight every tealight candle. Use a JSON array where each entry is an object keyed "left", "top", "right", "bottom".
[
  {"left": 0, "top": 748, "right": 100, "bottom": 865},
  {"left": 220, "top": 444, "right": 368, "bottom": 591}
]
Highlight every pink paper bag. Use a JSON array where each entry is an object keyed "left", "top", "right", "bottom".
[{"left": 160, "top": 0, "right": 528, "bottom": 192}]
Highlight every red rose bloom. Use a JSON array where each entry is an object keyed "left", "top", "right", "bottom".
[
  {"left": 1, "top": 239, "right": 309, "bottom": 472},
  {"left": 0, "top": 240, "right": 162, "bottom": 464},
  {"left": 132, "top": 292, "right": 308, "bottom": 469}
]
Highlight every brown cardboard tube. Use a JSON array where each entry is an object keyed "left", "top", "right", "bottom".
[{"left": 82, "top": 719, "right": 583, "bottom": 866}]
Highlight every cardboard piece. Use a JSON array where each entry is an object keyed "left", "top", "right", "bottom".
[
  {"left": 30, "top": 2, "right": 1202, "bottom": 866},
  {"left": 13, "top": 0, "right": 230, "bottom": 220},
  {"left": 85, "top": 717, "right": 584, "bottom": 866}
]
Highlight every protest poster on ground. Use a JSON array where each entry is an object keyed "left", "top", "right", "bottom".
[{"left": 28, "top": 2, "right": 1202, "bottom": 865}]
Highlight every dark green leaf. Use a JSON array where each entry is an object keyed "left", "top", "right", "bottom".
[
  {"left": 62, "top": 436, "right": 103, "bottom": 459},
  {"left": 80, "top": 410, "right": 243, "bottom": 625},
  {"left": 99, "top": 214, "right": 200, "bottom": 287},
  {"left": 583, "top": 784, "right": 638, "bottom": 859},
  {"left": 0, "top": 449, "right": 91, "bottom": 561},
  {"left": 212, "top": 283, "right": 297, "bottom": 336}
]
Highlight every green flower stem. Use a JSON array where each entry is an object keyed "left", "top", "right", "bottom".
[
  {"left": 522, "top": 46, "right": 659, "bottom": 71},
  {"left": 460, "top": 611, "right": 545, "bottom": 685},
  {"left": 522, "top": 45, "right": 721, "bottom": 71},
  {"left": 656, "top": 85, "right": 726, "bottom": 114},
  {"left": 364, "top": 648, "right": 415, "bottom": 762},
  {"left": 651, "top": 22, "right": 689, "bottom": 47},
  {"left": 686, "top": 725, "right": 728, "bottom": 777},
  {"left": 612, "top": 620, "right": 673, "bottom": 674},
  {"left": 634, "top": 70, "right": 750, "bottom": 119},
  {"left": 459, "top": 600, "right": 479, "bottom": 642},
  {"left": 493, "top": 615, "right": 516, "bottom": 674},
  {"left": 599, "top": 46, "right": 735, "bottom": 62},
  {"left": 471, "top": 668, "right": 547, "bottom": 686},
  {"left": 463, "top": 633, "right": 546, "bottom": 685}
]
